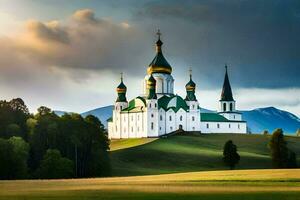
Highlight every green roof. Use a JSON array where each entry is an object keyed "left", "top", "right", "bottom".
[
  {"left": 158, "top": 95, "right": 188, "bottom": 112},
  {"left": 121, "top": 96, "right": 146, "bottom": 113},
  {"left": 201, "top": 113, "right": 229, "bottom": 122}
]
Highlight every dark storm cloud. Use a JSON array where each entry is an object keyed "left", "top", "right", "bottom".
[{"left": 133, "top": 0, "right": 300, "bottom": 88}]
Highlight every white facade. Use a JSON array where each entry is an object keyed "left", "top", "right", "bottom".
[{"left": 107, "top": 35, "right": 247, "bottom": 139}]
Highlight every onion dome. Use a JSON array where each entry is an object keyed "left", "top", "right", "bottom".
[
  {"left": 185, "top": 73, "right": 196, "bottom": 91},
  {"left": 220, "top": 65, "right": 234, "bottom": 101},
  {"left": 147, "top": 75, "right": 157, "bottom": 99},
  {"left": 147, "top": 30, "right": 172, "bottom": 75},
  {"left": 185, "top": 69, "right": 197, "bottom": 101},
  {"left": 116, "top": 73, "right": 127, "bottom": 102}
]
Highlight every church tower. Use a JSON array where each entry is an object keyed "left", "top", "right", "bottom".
[
  {"left": 185, "top": 69, "right": 201, "bottom": 131},
  {"left": 218, "top": 65, "right": 242, "bottom": 121},
  {"left": 115, "top": 73, "right": 128, "bottom": 111},
  {"left": 143, "top": 30, "right": 174, "bottom": 97}
]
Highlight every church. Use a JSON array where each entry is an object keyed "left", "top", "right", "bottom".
[{"left": 108, "top": 32, "right": 247, "bottom": 139}]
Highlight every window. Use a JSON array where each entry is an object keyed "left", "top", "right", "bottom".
[
  {"left": 180, "top": 116, "right": 183, "bottom": 121},
  {"left": 170, "top": 126, "right": 173, "bottom": 131},
  {"left": 192, "top": 105, "right": 195, "bottom": 109},
  {"left": 206, "top": 123, "right": 209, "bottom": 128},
  {"left": 217, "top": 124, "right": 220, "bottom": 128},
  {"left": 238, "top": 124, "right": 240, "bottom": 129},
  {"left": 149, "top": 104, "right": 151, "bottom": 108},
  {"left": 151, "top": 114, "right": 154, "bottom": 118},
  {"left": 192, "top": 116, "right": 195, "bottom": 121},
  {"left": 169, "top": 116, "right": 172, "bottom": 121},
  {"left": 192, "top": 127, "right": 195, "bottom": 130},
  {"left": 230, "top": 103, "right": 233, "bottom": 111},
  {"left": 159, "top": 127, "right": 162, "bottom": 130},
  {"left": 151, "top": 122, "right": 154, "bottom": 130},
  {"left": 229, "top": 124, "right": 231, "bottom": 128},
  {"left": 160, "top": 115, "right": 163, "bottom": 121},
  {"left": 223, "top": 103, "right": 226, "bottom": 111},
  {"left": 155, "top": 103, "right": 157, "bottom": 108}
]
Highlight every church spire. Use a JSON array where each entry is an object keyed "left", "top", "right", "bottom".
[{"left": 220, "top": 65, "right": 234, "bottom": 101}]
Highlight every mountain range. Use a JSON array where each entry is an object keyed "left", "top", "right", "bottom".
[{"left": 55, "top": 106, "right": 300, "bottom": 134}]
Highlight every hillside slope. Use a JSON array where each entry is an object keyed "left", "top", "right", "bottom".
[{"left": 110, "top": 134, "right": 300, "bottom": 176}]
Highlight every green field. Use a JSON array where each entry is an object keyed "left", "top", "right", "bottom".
[
  {"left": 110, "top": 133, "right": 300, "bottom": 176},
  {"left": 1, "top": 169, "right": 300, "bottom": 200},
  {"left": 1, "top": 134, "right": 300, "bottom": 200}
]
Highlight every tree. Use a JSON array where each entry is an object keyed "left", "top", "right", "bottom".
[
  {"left": 8, "top": 137, "right": 30, "bottom": 178},
  {"left": 36, "top": 149, "right": 74, "bottom": 179},
  {"left": 0, "top": 137, "right": 29, "bottom": 179},
  {"left": 269, "top": 128, "right": 289, "bottom": 168},
  {"left": 262, "top": 130, "right": 269, "bottom": 136},
  {"left": 223, "top": 140, "right": 240, "bottom": 170},
  {"left": 287, "top": 151, "right": 297, "bottom": 168}
]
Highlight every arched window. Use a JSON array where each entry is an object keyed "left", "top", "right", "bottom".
[
  {"left": 230, "top": 103, "right": 233, "bottom": 111},
  {"left": 217, "top": 124, "right": 220, "bottom": 128},
  {"left": 229, "top": 124, "right": 231, "bottom": 128},
  {"left": 160, "top": 115, "right": 163, "bottom": 121},
  {"left": 180, "top": 116, "right": 183, "bottom": 121},
  {"left": 223, "top": 103, "right": 226, "bottom": 111},
  {"left": 233, "top": 115, "right": 235, "bottom": 119},
  {"left": 151, "top": 114, "right": 154, "bottom": 118},
  {"left": 151, "top": 122, "right": 154, "bottom": 130},
  {"left": 149, "top": 103, "right": 151, "bottom": 108},
  {"left": 155, "top": 103, "right": 157, "bottom": 108},
  {"left": 120, "top": 106, "right": 122, "bottom": 110},
  {"left": 169, "top": 116, "right": 172, "bottom": 121},
  {"left": 238, "top": 124, "right": 240, "bottom": 129},
  {"left": 192, "top": 116, "right": 195, "bottom": 121},
  {"left": 206, "top": 123, "right": 209, "bottom": 128},
  {"left": 170, "top": 126, "right": 173, "bottom": 131}
]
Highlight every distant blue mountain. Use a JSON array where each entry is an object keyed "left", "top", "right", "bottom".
[
  {"left": 81, "top": 105, "right": 114, "bottom": 126},
  {"left": 241, "top": 107, "right": 300, "bottom": 134},
  {"left": 54, "top": 106, "right": 300, "bottom": 134}
]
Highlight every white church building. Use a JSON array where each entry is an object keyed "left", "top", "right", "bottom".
[{"left": 108, "top": 32, "right": 247, "bottom": 139}]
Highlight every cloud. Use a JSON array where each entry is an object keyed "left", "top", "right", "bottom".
[
  {"left": 134, "top": 0, "right": 300, "bottom": 88},
  {"left": 26, "top": 20, "right": 70, "bottom": 44},
  {"left": 72, "top": 9, "right": 100, "bottom": 24}
]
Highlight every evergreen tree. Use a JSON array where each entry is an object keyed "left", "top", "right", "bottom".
[
  {"left": 223, "top": 140, "right": 240, "bottom": 169},
  {"left": 269, "top": 128, "right": 289, "bottom": 168},
  {"left": 287, "top": 151, "right": 297, "bottom": 168}
]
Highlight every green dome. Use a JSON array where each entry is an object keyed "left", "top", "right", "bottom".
[{"left": 147, "top": 37, "right": 172, "bottom": 75}]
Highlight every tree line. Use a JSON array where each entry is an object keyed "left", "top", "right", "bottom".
[
  {"left": 0, "top": 98, "right": 110, "bottom": 179},
  {"left": 223, "top": 128, "right": 298, "bottom": 169}
]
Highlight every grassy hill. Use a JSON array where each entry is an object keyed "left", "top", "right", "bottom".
[
  {"left": 110, "top": 133, "right": 300, "bottom": 176},
  {"left": 1, "top": 169, "right": 300, "bottom": 200}
]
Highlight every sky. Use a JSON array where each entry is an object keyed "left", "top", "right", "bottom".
[{"left": 0, "top": 0, "right": 299, "bottom": 116}]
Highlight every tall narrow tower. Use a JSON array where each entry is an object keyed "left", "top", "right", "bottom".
[{"left": 218, "top": 65, "right": 242, "bottom": 121}]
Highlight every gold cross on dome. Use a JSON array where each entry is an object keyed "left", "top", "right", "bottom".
[
  {"left": 189, "top": 67, "right": 192, "bottom": 79},
  {"left": 156, "top": 29, "right": 161, "bottom": 39}
]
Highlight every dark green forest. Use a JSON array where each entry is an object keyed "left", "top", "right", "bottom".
[{"left": 0, "top": 98, "right": 110, "bottom": 179}]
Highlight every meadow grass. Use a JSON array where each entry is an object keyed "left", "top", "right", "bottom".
[
  {"left": 0, "top": 169, "right": 300, "bottom": 200},
  {"left": 110, "top": 133, "right": 300, "bottom": 176}
]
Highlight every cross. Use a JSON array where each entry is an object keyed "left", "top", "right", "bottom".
[
  {"left": 189, "top": 67, "right": 192, "bottom": 79},
  {"left": 156, "top": 29, "right": 161, "bottom": 40},
  {"left": 120, "top": 72, "right": 123, "bottom": 81}
]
